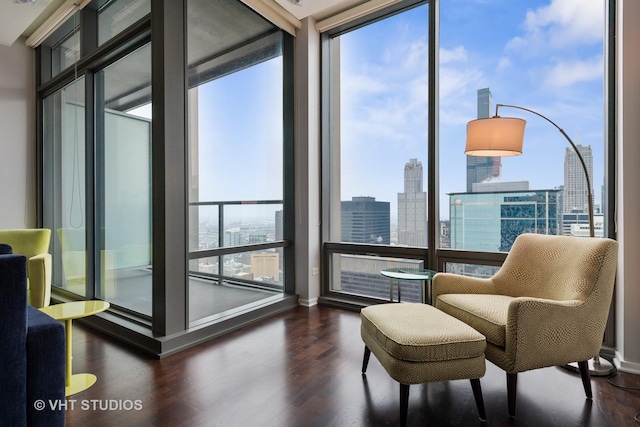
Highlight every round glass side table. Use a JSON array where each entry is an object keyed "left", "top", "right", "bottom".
[{"left": 380, "top": 268, "right": 437, "bottom": 304}]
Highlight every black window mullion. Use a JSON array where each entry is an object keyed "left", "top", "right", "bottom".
[{"left": 89, "top": 70, "right": 102, "bottom": 300}]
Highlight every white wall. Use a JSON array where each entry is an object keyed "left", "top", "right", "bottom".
[
  {"left": 0, "top": 38, "right": 35, "bottom": 228},
  {"left": 615, "top": 0, "right": 640, "bottom": 374}
]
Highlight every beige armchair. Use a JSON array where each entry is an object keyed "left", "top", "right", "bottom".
[
  {"left": 432, "top": 233, "right": 618, "bottom": 417},
  {"left": 0, "top": 229, "right": 52, "bottom": 308}
]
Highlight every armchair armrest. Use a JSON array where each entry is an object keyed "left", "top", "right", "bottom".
[
  {"left": 506, "top": 297, "right": 599, "bottom": 371},
  {"left": 432, "top": 272, "right": 497, "bottom": 303},
  {"left": 27, "top": 253, "right": 52, "bottom": 308}
]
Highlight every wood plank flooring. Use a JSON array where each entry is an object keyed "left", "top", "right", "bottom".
[{"left": 64, "top": 305, "right": 640, "bottom": 426}]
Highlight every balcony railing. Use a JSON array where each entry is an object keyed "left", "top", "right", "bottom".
[{"left": 188, "top": 200, "right": 287, "bottom": 291}]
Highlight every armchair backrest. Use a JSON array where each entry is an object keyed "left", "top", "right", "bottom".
[
  {"left": 493, "top": 233, "right": 618, "bottom": 302},
  {"left": 0, "top": 229, "right": 51, "bottom": 258}
]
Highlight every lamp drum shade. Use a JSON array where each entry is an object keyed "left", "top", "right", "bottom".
[{"left": 465, "top": 117, "right": 526, "bottom": 156}]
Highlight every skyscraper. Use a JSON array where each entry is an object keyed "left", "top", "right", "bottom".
[
  {"left": 561, "top": 144, "right": 594, "bottom": 236},
  {"left": 398, "top": 158, "right": 427, "bottom": 246},
  {"left": 275, "top": 209, "right": 283, "bottom": 241},
  {"left": 449, "top": 189, "right": 559, "bottom": 252},
  {"left": 563, "top": 144, "right": 593, "bottom": 214},
  {"left": 341, "top": 196, "right": 390, "bottom": 244},
  {"left": 467, "top": 88, "right": 501, "bottom": 191}
]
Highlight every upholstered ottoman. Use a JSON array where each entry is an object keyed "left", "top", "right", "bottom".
[{"left": 361, "top": 303, "right": 487, "bottom": 426}]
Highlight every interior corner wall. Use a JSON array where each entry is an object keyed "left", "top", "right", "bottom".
[
  {"left": 615, "top": 0, "right": 640, "bottom": 374},
  {"left": 0, "top": 39, "right": 35, "bottom": 229},
  {"left": 294, "top": 17, "right": 321, "bottom": 307}
]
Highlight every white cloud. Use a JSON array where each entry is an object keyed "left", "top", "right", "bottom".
[
  {"left": 432, "top": 46, "right": 485, "bottom": 124},
  {"left": 440, "top": 46, "right": 468, "bottom": 64},
  {"left": 497, "top": 57, "right": 512, "bottom": 71},
  {"left": 403, "top": 39, "right": 429, "bottom": 70},
  {"left": 543, "top": 55, "right": 604, "bottom": 88},
  {"left": 338, "top": 37, "right": 434, "bottom": 146},
  {"left": 507, "top": 0, "right": 604, "bottom": 53},
  {"left": 439, "top": 66, "right": 484, "bottom": 125},
  {"left": 343, "top": 73, "right": 388, "bottom": 98}
]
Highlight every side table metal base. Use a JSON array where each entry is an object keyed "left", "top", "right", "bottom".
[
  {"left": 562, "top": 356, "right": 614, "bottom": 377},
  {"left": 66, "top": 373, "right": 98, "bottom": 396}
]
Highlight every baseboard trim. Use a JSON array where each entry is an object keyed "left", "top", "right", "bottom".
[
  {"left": 298, "top": 297, "right": 318, "bottom": 307},
  {"left": 614, "top": 351, "right": 640, "bottom": 375}
]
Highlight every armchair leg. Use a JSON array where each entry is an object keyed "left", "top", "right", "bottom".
[
  {"left": 400, "top": 383, "right": 410, "bottom": 427},
  {"left": 470, "top": 378, "right": 486, "bottom": 422},
  {"left": 362, "top": 346, "right": 371, "bottom": 374},
  {"left": 578, "top": 360, "right": 593, "bottom": 399},
  {"left": 507, "top": 372, "right": 517, "bottom": 417}
]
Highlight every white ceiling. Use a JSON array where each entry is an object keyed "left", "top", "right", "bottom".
[
  {"left": 273, "top": 0, "right": 356, "bottom": 20},
  {"left": 0, "top": 0, "right": 56, "bottom": 46}
]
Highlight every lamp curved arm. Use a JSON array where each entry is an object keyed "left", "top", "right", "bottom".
[{"left": 496, "top": 104, "right": 595, "bottom": 237}]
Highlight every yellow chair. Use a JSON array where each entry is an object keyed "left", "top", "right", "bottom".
[
  {"left": 432, "top": 233, "right": 618, "bottom": 417},
  {"left": 0, "top": 229, "right": 52, "bottom": 308}
]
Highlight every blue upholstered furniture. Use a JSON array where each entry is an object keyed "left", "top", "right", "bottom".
[{"left": 0, "top": 247, "right": 65, "bottom": 426}]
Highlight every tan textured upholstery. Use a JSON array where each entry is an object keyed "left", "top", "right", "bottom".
[
  {"left": 362, "top": 303, "right": 485, "bottom": 363},
  {"left": 432, "top": 233, "right": 618, "bottom": 416},
  {"left": 360, "top": 303, "right": 487, "bottom": 425}
]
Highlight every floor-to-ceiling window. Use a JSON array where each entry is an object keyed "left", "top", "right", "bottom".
[
  {"left": 41, "top": 1, "right": 152, "bottom": 317},
  {"left": 43, "top": 77, "right": 87, "bottom": 296},
  {"left": 322, "top": 0, "right": 431, "bottom": 304},
  {"left": 321, "top": 0, "right": 611, "bottom": 304},
  {"left": 95, "top": 43, "right": 152, "bottom": 315},
  {"left": 186, "top": 0, "right": 288, "bottom": 324}
]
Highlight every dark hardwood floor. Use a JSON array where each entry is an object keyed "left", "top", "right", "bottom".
[{"left": 64, "top": 305, "right": 640, "bottom": 426}]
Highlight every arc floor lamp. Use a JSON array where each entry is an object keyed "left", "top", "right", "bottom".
[{"left": 465, "top": 103, "right": 612, "bottom": 376}]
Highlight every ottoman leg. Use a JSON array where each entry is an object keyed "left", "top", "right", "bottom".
[
  {"left": 400, "top": 383, "right": 410, "bottom": 427},
  {"left": 362, "top": 346, "right": 371, "bottom": 374},
  {"left": 470, "top": 378, "right": 486, "bottom": 422}
]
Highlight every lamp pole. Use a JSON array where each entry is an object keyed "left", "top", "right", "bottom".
[
  {"left": 494, "top": 104, "right": 612, "bottom": 376},
  {"left": 495, "top": 104, "right": 594, "bottom": 237}
]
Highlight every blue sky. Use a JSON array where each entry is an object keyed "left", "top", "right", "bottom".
[
  {"left": 173, "top": 0, "right": 605, "bottom": 224},
  {"left": 196, "top": 59, "right": 284, "bottom": 203}
]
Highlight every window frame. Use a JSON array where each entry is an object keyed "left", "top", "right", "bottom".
[{"left": 320, "top": 0, "right": 436, "bottom": 305}]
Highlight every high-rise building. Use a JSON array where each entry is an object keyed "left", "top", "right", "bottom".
[
  {"left": 563, "top": 144, "right": 593, "bottom": 214},
  {"left": 398, "top": 158, "right": 427, "bottom": 246},
  {"left": 449, "top": 189, "right": 559, "bottom": 252},
  {"left": 341, "top": 196, "right": 390, "bottom": 244},
  {"left": 275, "top": 209, "right": 283, "bottom": 241},
  {"left": 251, "top": 252, "right": 280, "bottom": 281},
  {"left": 224, "top": 228, "right": 243, "bottom": 246},
  {"left": 467, "top": 88, "right": 501, "bottom": 191},
  {"left": 562, "top": 144, "right": 593, "bottom": 235}
]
